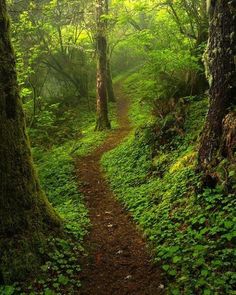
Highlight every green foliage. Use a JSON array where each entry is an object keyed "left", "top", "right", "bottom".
[
  {"left": 9, "top": 0, "right": 94, "bottom": 100},
  {"left": 0, "top": 285, "right": 16, "bottom": 295},
  {"left": 124, "top": 74, "right": 154, "bottom": 127},
  {"left": 11, "top": 97, "right": 118, "bottom": 293},
  {"left": 102, "top": 96, "right": 236, "bottom": 293},
  {"left": 2, "top": 0, "right": 227, "bottom": 293},
  {"left": 111, "top": 0, "right": 207, "bottom": 108},
  {"left": 35, "top": 146, "right": 90, "bottom": 239},
  {"left": 0, "top": 143, "right": 89, "bottom": 294},
  {"left": 26, "top": 95, "right": 118, "bottom": 150},
  {"left": 13, "top": 235, "right": 84, "bottom": 294},
  {"left": 0, "top": 89, "right": 117, "bottom": 293}
]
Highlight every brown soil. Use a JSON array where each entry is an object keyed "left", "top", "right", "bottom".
[{"left": 76, "top": 84, "right": 164, "bottom": 295}]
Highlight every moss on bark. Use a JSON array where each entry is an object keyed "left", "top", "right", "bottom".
[
  {"left": 0, "top": 0, "right": 61, "bottom": 283},
  {"left": 198, "top": 0, "right": 236, "bottom": 175}
]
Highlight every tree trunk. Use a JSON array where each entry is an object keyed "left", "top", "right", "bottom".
[
  {"left": 105, "top": 0, "right": 115, "bottom": 103},
  {"left": 107, "top": 57, "right": 116, "bottom": 102},
  {"left": 0, "top": 0, "right": 61, "bottom": 283},
  {"left": 198, "top": 0, "right": 236, "bottom": 175},
  {"left": 95, "top": 0, "right": 111, "bottom": 131}
]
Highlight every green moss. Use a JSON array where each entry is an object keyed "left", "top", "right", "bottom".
[{"left": 0, "top": 1, "right": 62, "bottom": 283}]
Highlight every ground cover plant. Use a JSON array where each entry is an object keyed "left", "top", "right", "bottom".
[{"left": 102, "top": 82, "right": 236, "bottom": 293}]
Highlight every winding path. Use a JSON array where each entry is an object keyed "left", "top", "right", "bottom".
[{"left": 76, "top": 84, "right": 164, "bottom": 295}]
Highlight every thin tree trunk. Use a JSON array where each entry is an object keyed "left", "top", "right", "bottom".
[
  {"left": 0, "top": 0, "right": 61, "bottom": 283},
  {"left": 198, "top": 0, "right": 236, "bottom": 175},
  {"left": 105, "top": 0, "right": 116, "bottom": 102},
  {"left": 95, "top": 0, "right": 111, "bottom": 131}
]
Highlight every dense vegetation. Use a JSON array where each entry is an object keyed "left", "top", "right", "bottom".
[
  {"left": 102, "top": 79, "right": 236, "bottom": 294},
  {"left": 0, "top": 0, "right": 235, "bottom": 294}
]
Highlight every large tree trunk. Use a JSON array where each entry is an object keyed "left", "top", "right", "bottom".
[
  {"left": 198, "top": 0, "right": 236, "bottom": 176},
  {"left": 95, "top": 0, "right": 111, "bottom": 131},
  {"left": 0, "top": 0, "right": 61, "bottom": 283}
]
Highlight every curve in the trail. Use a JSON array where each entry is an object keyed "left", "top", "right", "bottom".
[{"left": 76, "top": 84, "right": 164, "bottom": 295}]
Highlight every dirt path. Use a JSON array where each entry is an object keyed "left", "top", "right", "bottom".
[{"left": 76, "top": 84, "right": 164, "bottom": 295}]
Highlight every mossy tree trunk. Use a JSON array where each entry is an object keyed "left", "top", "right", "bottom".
[
  {"left": 0, "top": 0, "right": 61, "bottom": 283},
  {"left": 198, "top": 0, "right": 236, "bottom": 177},
  {"left": 95, "top": 0, "right": 111, "bottom": 131}
]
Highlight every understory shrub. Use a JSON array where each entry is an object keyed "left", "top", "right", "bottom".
[{"left": 102, "top": 97, "right": 236, "bottom": 294}]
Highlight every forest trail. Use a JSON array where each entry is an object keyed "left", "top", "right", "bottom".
[{"left": 76, "top": 84, "right": 164, "bottom": 295}]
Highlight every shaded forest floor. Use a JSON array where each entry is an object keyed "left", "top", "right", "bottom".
[{"left": 76, "top": 84, "right": 164, "bottom": 295}]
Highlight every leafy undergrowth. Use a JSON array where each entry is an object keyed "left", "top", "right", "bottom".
[
  {"left": 102, "top": 96, "right": 236, "bottom": 294},
  {"left": 27, "top": 98, "right": 118, "bottom": 152},
  {"left": 124, "top": 73, "right": 154, "bottom": 127},
  {"left": 1, "top": 146, "right": 89, "bottom": 295},
  {"left": 1, "top": 100, "right": 117, "bottom": 294}
]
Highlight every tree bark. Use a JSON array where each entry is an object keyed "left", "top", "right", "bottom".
[
  {"left": 198, "top": 0, "right": 236, "bottom": 174},
  {"left": 0, "top": 0, "right": 61, "bottom": 283},
  {"left": 95, "top": 0, "right": 111, "bottom": 131},
  {"left": 105, "top": 0, "right": 115, "bottom": 102}
]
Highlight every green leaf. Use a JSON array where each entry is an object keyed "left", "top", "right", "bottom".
[
  {"left": 58, "top": 275, "right": 69, "bottom": 285},
  {"left": 171, "top": 287, "right": 181, "bottom": 295},
  {"left": 203, "top": 289, "right": 212, "bottom": 295},
  {"left": 224, "top": 231, "right": 236, "bottom": 241},
  {"left": 224, "top": 221, "right": 233, "bottom": 229},
  {"left": 44, "top": 289, "right": 55, "bottom": 295},
  {"left": 196, "top": 258, "right": 205, "bottom": 265},
  {"left": 199, "top": 217, "right": 206, "bottom": 224},
  {"left": 162, "top": 264, "right": 170, "bottom": 271},
  {"left": 0, "top": 286, "right": 15, "bottom": 295},
  {"left": 229, "top": 170, "right": 235, "bottom": 177},
  {"left": 201, "top": 269, "right": 209, "bottom": 277},
  {"left": 173, "top": 256, "right": 181, "bottom": 263},
  {"left": 169, "top": 269, "right": 177, "bottom": 276}
]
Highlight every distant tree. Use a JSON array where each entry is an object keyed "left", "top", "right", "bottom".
[
  {"left": 95, "top": 0, "right": 111, "bottom": 130},
  {"left": 106, "top": 0, "right": 116, "bottom": 102},
  {"left": 198, "top": 0, "right": 236, "bottom": 177},
  {"left": 0, "top": 0, "right": 61, "bottom": 282}
]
